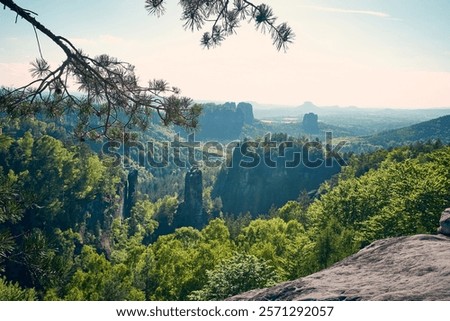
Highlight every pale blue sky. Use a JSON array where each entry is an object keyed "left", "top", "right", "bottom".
[{"left": 1, "top": 0, "right": 450, "bottom": 108}]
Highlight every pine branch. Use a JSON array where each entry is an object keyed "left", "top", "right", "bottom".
[
  {"left": 146, "top": 0, "right": 295, "bottom": 51},
  {"left": 0, "top": 0, "right": 201, "bottom": 140}
]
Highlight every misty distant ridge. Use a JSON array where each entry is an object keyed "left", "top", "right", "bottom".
[
  {"left": 249, "top": 101, "right": 450, "bottom": 137},
  {"left": 196, "top": 99, "right": 450, "bottom": 112},
  {"left": 250, "top": 101, "right": 450, "bottom": 117},
  {"left": 367, "top": 114, "right": 450, "bottom": 146},
  {"left": 194, "top": 100, "right": 450, "bottom": 137}
]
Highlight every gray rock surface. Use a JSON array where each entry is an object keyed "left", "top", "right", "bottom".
[
  {"left": 174, "top": 167, "right": 206, "bottom": 229},
  {"left": 237, "top": 102, "right": 255, "bottom": 124},
  {"left": 438, "top": 208, "right": 450, "bottom": 236},
  {"left": 302, "top": 112, "right": 319, "bottom": 134},
  {"left": 228, "top": 234, "right": 450, "bottom": 301}
]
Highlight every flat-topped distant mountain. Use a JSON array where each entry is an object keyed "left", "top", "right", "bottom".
[
  {"left": 249, "top": 101, "right": 450, "bottom": 136},
  {"left": 180, "top": 100, "right": 450, "bottom": 141},
  {"left": 251, "top": 101, "right": 450, "bottom": 117}
]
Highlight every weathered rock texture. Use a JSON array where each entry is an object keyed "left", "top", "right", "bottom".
[
  {"left": 302, "top": 112, "right": 319, "bottom": 134},
  {"left": 438, "top": 208, "right": 450, "bottom": 236},
  {"left": 212, "top": 145, "right": 341, "bottom": 216},
  {"left": 237, "top": 102, "right": 254, "bottom": 125},
  {"left": 229, "top": 234, "right": 450, "bottom": 301},
  {"left": 175, "top": 167, "right": 206, "bottom": 230},
  {"left": 189, "top": 102, "right": 253, "bottom": 140},
  {"left": 123, "top": 169, "right": 138, "bottom": 218}
]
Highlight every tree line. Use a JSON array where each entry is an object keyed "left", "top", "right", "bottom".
[{"left": 1, "top": 128, "right": 448, "bottom": 300}]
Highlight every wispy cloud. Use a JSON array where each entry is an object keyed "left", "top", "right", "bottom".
[{"left": 301, "top": 5, "right": 390, "bottom": 18}]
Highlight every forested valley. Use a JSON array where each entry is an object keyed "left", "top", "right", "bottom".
[
  {"left": 1, "top": 0, "right": 449, "bottom": 303},
  {"left": 1, "top": 112, "right": 449, "bottom": 301}
]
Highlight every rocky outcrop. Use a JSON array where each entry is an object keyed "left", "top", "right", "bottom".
[
  {"left": 212, "top": 144, "right": 341, "bottom": 216},
  {"left": 438, "top": 208, "right": 450, "bottom": 236},
  {"left": 179, "top": 102, "right": 255, "bottom": 140},
  {"left": 237, "top": 102, "right": 254, "bottom": 124},
  {"left": 123, "top": 169, "right": 138, "bottom": 218},
  {"left": 174, "top": 167, "right": 206, "bottom": 229},
  {"left": 229, "top": 234, "right": 450, "bottom": 301},
  {"left": 302, "top": 113, "right": 319, "bottom": 134}
]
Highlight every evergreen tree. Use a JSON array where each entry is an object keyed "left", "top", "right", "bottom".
[{"left": 0, "top": 0, "right": 293, "bottom": 139}]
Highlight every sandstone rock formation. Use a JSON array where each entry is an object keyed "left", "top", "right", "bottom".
[
  {"left": 302, "top": 113, "right": 319, "bottom": 134},
  {"left": 212, "top": 144, "right": 341, "bottom": 216},
  {"left": 174, "top": 167, "right": 206, "bottom": 230},
  {"left": 123, "top": 169, "right": 138, "bottom": 218},
  {"left": 229, "top": 234, "right": 450, "bottom": 301},
  {"left": 438, "top": 208, "right": 450, "bottom": 236},
  {"left": 237, "top": 102, "right": 254, "bottom": 125},
  {"left": 190, "top": 102, "right": 247, "bottom": 140}
]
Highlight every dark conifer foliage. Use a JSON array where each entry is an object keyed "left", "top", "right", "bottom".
[
  {"left": 146, "top": 0, "right": 295, "bottom": 50},
  {"left": 0, "top": 0, "right": 293, "bottom": 140}
]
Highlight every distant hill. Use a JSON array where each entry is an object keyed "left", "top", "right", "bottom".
[
  {"left": 367, "top": 114, "right": 450, "bottom": 147},
  {"left": 296, "top": 101, "right": 321, "bottom": 113},
  {"left": 252, "top": 102, "right": 450, "bottom": 136}
]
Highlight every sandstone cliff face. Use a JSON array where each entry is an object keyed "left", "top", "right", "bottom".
[
  {"left": 302, "top": 113, "right": 319, "bottom": 134},
  {"left": 188, "top": 102, "right": 255, "bottom": 141},
  {"left": 212, "top": 146, "right": 341, "bottom": 216},
  {"left": 229, "top": 234, "right": 450, "bottom": 301},
  {"left": 123, "top": 169, "right": 138, "bottom": 218},
  {"left": 237, "top": 102, "right": 254, "bottom": 125},
  {"left": 174, "top": 167, "right": 206, "bottom": 230}
]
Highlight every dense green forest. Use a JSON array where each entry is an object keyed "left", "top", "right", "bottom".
[
  {"left": 366, "top": 115, "right": 450, "bottom": 147},
  {"left": 2, "top": 0, "right": 449, "bottom": 305},
  {"left": 1, "top": 114, "right": 448, "bottom": 300}
]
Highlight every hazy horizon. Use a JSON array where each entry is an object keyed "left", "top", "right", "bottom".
[
  {"left": 196, "top": 99, "right": 450, "bottom": 111},
  {"left": 1, "top": 0, "right": 450, "bottom": 108}
]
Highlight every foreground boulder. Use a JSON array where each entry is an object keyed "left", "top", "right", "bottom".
[
  {"left": 228, "top": 234, "right": 450, "bottom": 301},
  {"left": 438, "top": 208, "right": 450, "bottom": 236}
]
